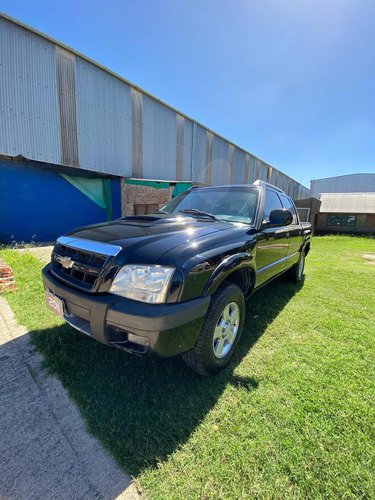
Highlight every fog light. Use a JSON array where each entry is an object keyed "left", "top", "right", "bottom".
[
  {"left": 107, "top": 325, "right": 127, "bottom": 343},
  {"left": 127, "top": 333, "right": 150, "bottom": 347}
]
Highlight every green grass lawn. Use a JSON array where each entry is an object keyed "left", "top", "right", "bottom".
[{"left": 1, "top": 235, "right": 375, "bottom": 499}]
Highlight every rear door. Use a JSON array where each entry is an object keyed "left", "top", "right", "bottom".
[
  {"left": 256, "top": 189, "right": 290, "bottom": 286},
  {"left": 279, "top": 195, "right": 303, "bottom": 268}
]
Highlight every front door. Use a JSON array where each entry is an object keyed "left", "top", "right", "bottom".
[{"left": 256, "top": 189, "right": 290, "bottom": 286}]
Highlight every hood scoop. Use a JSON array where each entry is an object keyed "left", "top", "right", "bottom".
[{"left": 120, "top": 215, "right": 178, "bottom": 225}]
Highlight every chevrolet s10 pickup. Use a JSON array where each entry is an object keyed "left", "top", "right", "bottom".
[{"left": 42, "top": 180, "right": 311, "bottom": 376}]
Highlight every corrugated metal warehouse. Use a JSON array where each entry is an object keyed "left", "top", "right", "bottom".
[
  {"left": 0, "top": 12, "right": 309, "bottom": 243},
  {"left": 310, "top": 173, "right": 375, "bottom": 198}
]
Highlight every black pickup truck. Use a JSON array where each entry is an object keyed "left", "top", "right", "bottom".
[{"left": 42, "top": 180, "right": 311, "bottom": 376}]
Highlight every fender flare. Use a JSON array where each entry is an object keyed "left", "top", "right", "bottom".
[{"left": 203, "top": 253, "right": 254, "bottom": 296}]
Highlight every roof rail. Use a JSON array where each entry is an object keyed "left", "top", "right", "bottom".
[{"left": 253, "top": 179, "right": 284, "bottom": 193}]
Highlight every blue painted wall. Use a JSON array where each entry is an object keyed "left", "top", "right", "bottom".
[{"left": 0, "top": 159, "right": 121, "bottom": 243}]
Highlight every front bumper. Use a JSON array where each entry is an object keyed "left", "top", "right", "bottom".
[{"left": 42, "top": 264, "right": 210, "bottom": 357}]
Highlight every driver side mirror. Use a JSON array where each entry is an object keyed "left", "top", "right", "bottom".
[{"left": 262, "top": 209, "right": 293, "bottom": 228}]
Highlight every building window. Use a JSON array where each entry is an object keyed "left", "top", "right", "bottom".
[
  {"left": 327, "top": 215, "right": 341, "bottom": 225},
  {"left": 133, "top": 204, "right": 159, "bottom": 215},
  {"left": 341, "top": 215, "right": 356, "bottom": 226},
  {"left": 327, "top": 214, "right": 356, "bottom": 226},
  {"left": 366, "top": 214, "right": 375, "bottom": 227}
]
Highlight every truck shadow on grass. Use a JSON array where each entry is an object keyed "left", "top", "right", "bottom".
[{"left": 30, "top": 277, "right": 303, "bottom": 476}]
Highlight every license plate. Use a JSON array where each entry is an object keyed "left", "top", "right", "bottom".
[{"left": 45, "top": 290, "right": 65, "bottom": 319}]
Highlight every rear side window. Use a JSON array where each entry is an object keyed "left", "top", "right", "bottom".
[
  {"left": 280, "top": 195, "right": 299, "bottom": 223},
  {"left": 263, "top": 190, "right": 283, "bottom": 222}
]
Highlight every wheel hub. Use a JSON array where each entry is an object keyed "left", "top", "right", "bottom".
[{"left": 213, "top": 302, "right": 240, "bottom": 359}]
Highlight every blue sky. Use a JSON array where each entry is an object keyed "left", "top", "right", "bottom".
[{"left": 2, "top": 0, "right": 375, "bottom": 187}]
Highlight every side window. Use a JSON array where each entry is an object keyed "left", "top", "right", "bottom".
[
  {"left": 263, "top": 190, "right": 283, "bottom": 222},
  {"left": 280, "top": 195, "right": 299, "bottom": 223}
]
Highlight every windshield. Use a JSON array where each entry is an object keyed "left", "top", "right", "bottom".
[{"left": 162, "top": 187, "right": 259, "bottom": 224}]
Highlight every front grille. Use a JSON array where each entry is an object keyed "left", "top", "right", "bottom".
[
  {"left": 56, "top": 243, "right": 107, "bottom": 266},
  {"left": 50, "top": 236, "right": 121, "bottom": 292},
  {"left": 51, "top": 246, "right": 105, "bottom": 291}
]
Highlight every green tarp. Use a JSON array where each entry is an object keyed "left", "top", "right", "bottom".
[
  {"left": 61, "top": 174, "right": 113, "bottom": 221},
  {"left": 124, "top": 179, "right": 192, "bottom": 197},
  {"left": 172, "top": 182, "right": 192, "bottom": 198},
  {"left": 124, "top": 179, "right": 170, "bottom": 189},
  {"left": 60, "top": 176, "right": 192, "bottom": 220}
]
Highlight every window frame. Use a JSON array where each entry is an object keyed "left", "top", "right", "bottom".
[
  {"left": 133, "top": 203, "right": 160, "bottom": 216},
  {"left": 327, "top": 214, "right": 357, "bottom": 227}
]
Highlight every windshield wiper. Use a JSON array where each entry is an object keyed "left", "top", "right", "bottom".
[
  {"left": 156, "top": 209, "right": 170, "bottom": 214},
  {"left": 178, "top": 208, "right": 220, "bottom": 222}
]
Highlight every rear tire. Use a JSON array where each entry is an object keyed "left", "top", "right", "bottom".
[
  {"left": 182, "top": 282, "right": 245, "bottom": 376},
  {"left": 287, "top": 250, "right": 305, "bottom": 283}
]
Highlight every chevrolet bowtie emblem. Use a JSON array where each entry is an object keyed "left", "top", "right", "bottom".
[
  {"left": 60, "top": 256, "right": 74, "bottom": 269},
  {"left": 54, "top": 254, "right": 74, "bottom": 269}
]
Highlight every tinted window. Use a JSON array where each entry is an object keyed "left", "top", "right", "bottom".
[
  {"left": 263, "top": 190, "right": 283, "bottom": 222},
  {"left": 162, "top": 187, "right": 259, "bottom": 224},
  {"left": 280, "top": 195, "right": 298, "bottom": 223}
]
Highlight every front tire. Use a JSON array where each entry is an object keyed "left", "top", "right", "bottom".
[{"left": 182, "top": 282, "right": 245, "bottom": 376}]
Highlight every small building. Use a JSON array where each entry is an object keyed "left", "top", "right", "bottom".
[
  {"left": 296, "top": 173, "right": 375, "bottom": 232},
  {"left": 316, "top": 193, "right": 375, "bottom": 234}
]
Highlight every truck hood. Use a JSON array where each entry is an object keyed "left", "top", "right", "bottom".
[{"left": 66, "top": 214, "right": 232, "bottom": 264}]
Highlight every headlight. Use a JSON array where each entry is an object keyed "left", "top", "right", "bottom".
[{"left": 109, "top": 265, "right": 175, "bottom": 303}]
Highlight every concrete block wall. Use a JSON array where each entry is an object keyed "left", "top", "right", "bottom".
[
  {"left": 121, "top": 182, "right": 173, "bottom": 216},
  {"left": 294, "top": 197, "right": 321, "bottom": 225}
]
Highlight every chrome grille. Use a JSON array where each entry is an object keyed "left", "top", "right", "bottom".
[
  {"left": 55, "top": 243, "right": 107, "bottom": 266},
  {"left": 50, "top": 236, "right": 121, "bottom": 292}
]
